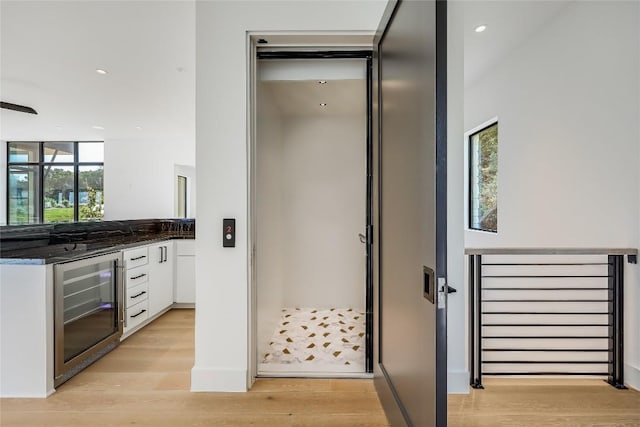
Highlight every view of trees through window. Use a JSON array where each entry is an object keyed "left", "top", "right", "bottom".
[
  {"left": 7, "top": 142, "right": 104, "bottom": 225},
  {"left": 469, "top": 123, "right": 498, "bottom": 232}
]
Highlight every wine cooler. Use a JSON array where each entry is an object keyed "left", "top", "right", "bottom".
[{"left": 54, "top": 251, "right": 123, "bottom": 387}]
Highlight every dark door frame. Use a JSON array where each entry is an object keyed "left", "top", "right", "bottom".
[
  {"left": 255, "top": 49, "right": 375, "bottom": 373},
  {"left": 372, "top": 0, "right": 448, "bottom": 425}
]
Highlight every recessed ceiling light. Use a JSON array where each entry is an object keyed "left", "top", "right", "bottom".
[
  {"left": 135, "top": 126, "right": 142, "bottom": 130},
  {"left": 474, "top": 25, "right": 487, "bottom": 33},
  {"left": 55, "top": 125, "right": 63, "bottom": 130},
  {"left": 318, "top": 80, "right": 327, "bottom": 84},
  {"left": 320, "top": 103, "right": 327, "bottom": 107},
  {"left": 92, "top": 125, "right": 104, "bottom": 130},
  {"left": 96, "top": 69, "right": 108, "bottom": 75}
]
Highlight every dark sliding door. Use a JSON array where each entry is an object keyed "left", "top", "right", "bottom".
[{"left": 375, "top": 0, "right": 447, "bottom": 426}]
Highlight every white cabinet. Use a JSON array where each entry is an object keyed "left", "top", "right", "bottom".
[
  {"left": 147, "top": 241, "right": 174, "bottom": 316},
  {"left": 121, "top": 239, "right": 192, "bottom": 339},
  {"left": 124, "top": 246, "right": 149, "bottom": 269},
  {"left": 175, "top": 240, "right": 195, "bottom": 304},
  {"left": 123, "top": 246, "right": 149, "bottom": 335}
]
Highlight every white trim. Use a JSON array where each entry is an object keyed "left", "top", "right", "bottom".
[
  {"left": 246, "top": 31, "right": 375, "bottom": 387},
  {"left": 625, "top": 363, "right": 640, "bottom": 391},
  {"left": 465, "top": 116, "right": 499, "bottom": 138},
  {"left": 190, "top": 366, "right": 248, "bottom": 392},
  {"left": 447, "top": 369, "right": 470, "bottom": 394},
  {"left": 258, "top": 363, "right": 366, "bottom": 375},
  {"left": 464, "top": 116, "right": 499, "bottom": 234},
  {"left": 247, "top": 32, "right": 258, "bottom": 391}
]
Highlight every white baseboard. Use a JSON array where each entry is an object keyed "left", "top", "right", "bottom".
[
  {"left": 190, "top": 366, "right": 248, "bottom": 392},
  {"left": 172, "top": 303, "right": 195, "bottom": 309},
  {"left": 448, "top": 369, "right": 469, "bottom": 394},
  {"left": 625, "top": 363, "right": 640, "bottom": 391}
]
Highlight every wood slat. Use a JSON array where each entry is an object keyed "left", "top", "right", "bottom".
[{"left": 482, "top": 264, "right": 609, "bottom": 277}]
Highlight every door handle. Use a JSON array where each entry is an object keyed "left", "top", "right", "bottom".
[
  {"left": 447, "top": 285, "right": 457, "bottom": 294},
  {"left": 423, "top": 266, "right": 435, "bottom": 303},
  {"left": 358, "top": 233, "right": 366, "bottom": 244}
]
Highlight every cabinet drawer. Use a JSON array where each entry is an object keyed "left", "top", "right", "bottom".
[
  {"left": 124, "top": 247, "right": 149, "bottom": 269},
  {"left": 126, "top": 282, "right": 148, "bottom": 308},
  {"left": 126, "top": 264, "right": 149, "bottom": 288},
  {"left": 125, "top": 300, "right": 149, "bottom": 330}
]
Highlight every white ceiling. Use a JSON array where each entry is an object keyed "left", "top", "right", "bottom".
[
  {"left": 0, "top": 0, "right": 195, "bottom": 142},
  {"left": 0, "top": 0, "right": 573, "bottom": 142},
  {"left": 262, "top": 80, "right": 366, "bottom": 117},
  {"left": 464, "top": 0, "right": 572, "bottom": 88}
]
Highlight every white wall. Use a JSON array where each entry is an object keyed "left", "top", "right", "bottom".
[
  {"left": 280, "top": 115, "right": 366, "bottom": 309},
  {"left": 254, "top": 83, "right": 367, "bottom": 369},
  {"left": 1, "top": 1, "right": 196, "bottom": 223},
  {"left": 194, "top": 0, "right": 387, "bottom": 392},
  {"left": 103, "top": 136, "right": 195, "bottom": 220},
  {"left": 447, "top": 0, "right": 467, "bottom": 394},
  {"left": 256, "top": 82, "right": 286, "bottom": 359},
  {"left": 463, "top": 1, "right": 640, "bottom": 389},
  {"left": 635, "top": 0, "right": 640, "bottom": 382}
]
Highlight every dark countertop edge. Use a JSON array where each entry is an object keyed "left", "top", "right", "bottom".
[{"left": 0, "top": 235, "right": 195, "bottom": 265}]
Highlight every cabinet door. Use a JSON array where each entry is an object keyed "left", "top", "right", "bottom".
[
  {"left": 175, "top": 240, "right": 195, "bottom": 304},
  {"left": 176, "top": 256, "right": 195, "bottom": 303},
  {"left": 148, "top": 242, "right": 174, "bottom": 317}
]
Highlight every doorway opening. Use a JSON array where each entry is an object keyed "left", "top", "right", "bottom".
[{"left": 251, "top": 50, "right": 373, "bottom": 378}]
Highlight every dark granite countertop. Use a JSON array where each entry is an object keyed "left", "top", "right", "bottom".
[{"left": 0, "top": 219, "right": 195, "bottom": 265}]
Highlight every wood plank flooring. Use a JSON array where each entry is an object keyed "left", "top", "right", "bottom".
[
  {"left": 0, "top": 309, "right": 387, "bottom": 427},
  {"left": 449, "top": 378, "right": 640, "bottom": 426},
  {"left": 2, "top": 309, "right": 639, "bottom": 426}
]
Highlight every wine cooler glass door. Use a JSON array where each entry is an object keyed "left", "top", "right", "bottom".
[{"left": 55, "top": 251, "right": 123, "bottom": 384}]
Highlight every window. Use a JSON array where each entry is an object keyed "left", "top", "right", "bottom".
[
  {"left": 177, "top": 175, "right": 188, "bottom": 218},
  {"left": 469, "top": 122, "right": 498, "bottom": 232},
  {"left": 7, "top": 142, "right": 104, "bottom": 225}
]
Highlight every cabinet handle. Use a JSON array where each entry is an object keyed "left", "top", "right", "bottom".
[
  {"left": 159, "top": 247, "right": 164, "bottom": 264},
  {"left": 163, "top": 246, "right": 168, "bottom": 263},
  {"left": 130, "top": 273, "right": 147, "bottom": 280},
  {"left": 131, "top": 291, "right": 147, "bottom": 299},
  {"left": 131, "top": 309, "right": 147, "bottom": 318},
  {"left": 130, "top": 255, "right": 146, "bottom": 261}
]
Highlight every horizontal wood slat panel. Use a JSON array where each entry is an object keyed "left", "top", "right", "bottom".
[
  {"left": 482, "top": 350, "right": 608, "bottom": 363},
  {"left": 483, "top": 363, "right": 607, "bottom": 374},
  {"left": 482, "top": 264, "right": 609, "bottom": 277},
  {"left": 482, "top": 313, "right": 608, "bottom": 325},
  {"left": 482, "top": 289, "right": 608, "bottom": 301},
  {"left": 481, "top": 277, "right": 607, "bottom": 289},
  {"left": 481, "top": 255, "right": 609, "bottom": 264},
  {"left": 483, "top": 301, "right": 608, "bottom": 313},
  {"left": 483, "top": 338, "right": 608, "bottom": 350},
  {"left": 482, "top": 326, "right": 608, "bottom": 337}
]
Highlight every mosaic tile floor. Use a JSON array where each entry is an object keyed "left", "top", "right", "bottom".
[{"left": 261, "top": 308, "right": 366, "bottom": 372}]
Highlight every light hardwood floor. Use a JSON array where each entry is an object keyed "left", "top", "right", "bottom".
[
  {"left": 0, "top": 309, "right": 387, "bottom": 427},
  {"left": 2, "top": 309, "right": 639, "bottom": 426},
  {"left": 449, "top": 378, "right": 640, "bottom": 427}
]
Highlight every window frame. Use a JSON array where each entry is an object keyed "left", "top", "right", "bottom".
[
  {"left": 466, "top": 119, "right": 498, "bottom": 234},
  {"left": 6, "top": 141, "right": 104, "bottom": 225}
]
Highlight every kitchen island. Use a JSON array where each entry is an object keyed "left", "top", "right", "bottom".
[{"left": 0, "top": 219, "right": 195, "bottom": 398}]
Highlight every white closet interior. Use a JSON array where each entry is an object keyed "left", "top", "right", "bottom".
[{"left": 255, "top": 58, "right": 367, "bottom": 376}]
